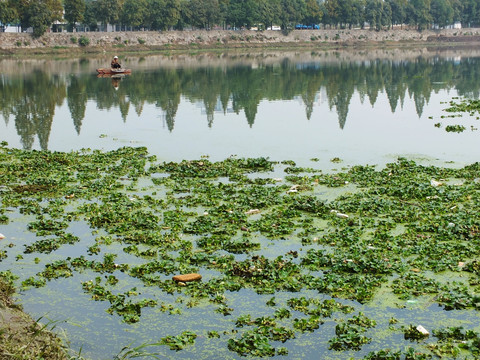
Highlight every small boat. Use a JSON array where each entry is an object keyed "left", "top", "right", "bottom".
[{"left": 96, "top": 68, "right": 132, "bottom": 75}]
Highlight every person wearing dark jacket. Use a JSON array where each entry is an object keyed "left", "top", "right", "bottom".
[{"left": 111, "top": 56, "right": 121, "bottom": 69}]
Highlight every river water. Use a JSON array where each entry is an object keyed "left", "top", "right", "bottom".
[
  {"left": 1, "top": 48, "right": 480, "bottom": 170},
  {"left": 1, "top": 48, "right": 480, "bottom": 359}
]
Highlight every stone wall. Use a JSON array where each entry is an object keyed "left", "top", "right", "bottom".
[{"left": 1, "top": 28, "right": 480, "bottom": 51}]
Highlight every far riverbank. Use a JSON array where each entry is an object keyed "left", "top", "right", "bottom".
[{"left": 2, "top": 28, "right": 480, "bottom": 55}]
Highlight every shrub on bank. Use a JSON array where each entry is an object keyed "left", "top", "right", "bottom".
[{"left": 78, "top": 36, "right": 90, "bottom": 47}]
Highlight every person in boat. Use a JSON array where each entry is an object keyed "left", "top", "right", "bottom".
[{"left": 111, "top": 56, "right": 121, "bottom": 69}]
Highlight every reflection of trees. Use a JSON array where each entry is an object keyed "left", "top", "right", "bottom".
[
  {"left": 301, "top": 67, "right": 324, "bottom": 120},
  {"left": 230, "top": 66, "right": 263, "bottom": 128},
  {"left": 122, "top": 69, "right": 181, "bottom": 131},
  {"left": 324, "top": 62, "right": 356, "bottom": 129},
  {"left": 67, "top": 75, "right": 88, "bottom": 134},
  {"left": 407, "top": 59, "right": 434, "bottom": 118},
  {"left": 3, "top": 71, "right": 65, "bottom": 150},
  {"left": 385, "top": 61, "right": 408, "bottom": 113},
  {"left": 365, "top": 60, "right": 385, "bottom": 106},
  {"left": 455, "top": 58, "right": 480, "bottom": 98},
  {"left": 3, "top": 57, "right": 480, "bottom": 150}
]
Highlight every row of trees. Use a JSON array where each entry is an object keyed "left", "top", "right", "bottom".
[{"left": 0, "top": 0, "right": 479, "bottom": 37}]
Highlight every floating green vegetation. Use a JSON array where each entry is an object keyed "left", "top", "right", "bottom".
[
  {"left": 445, "top": 125, "right": 466, "bottom": 133},
  {"left": 82, "top": 277, "right": 156, "bottom": 323},
  {"left": 403, "top": 324, "right": 430, "bottom": 341},
  {"left": 430, "top": 326, "right": 480, "bottom": 357},
  {"left": 444, "top": 98, "right": 480, "bottom": 116},
  {"left": 160, "top": 331, "right": 197, "bottom": 351},
  {"left": 329, "top": 312, "right": 375, "bottom": 351},
  {"left": 2, "top": 144, "right": 480, "bottom": 357},
  {"left": 442, "top": 97, "right": 480, "bottom": 133}
]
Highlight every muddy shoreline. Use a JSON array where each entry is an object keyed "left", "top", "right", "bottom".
[{"left": 0, "top": 277, "right": 68, "bottom": 359}]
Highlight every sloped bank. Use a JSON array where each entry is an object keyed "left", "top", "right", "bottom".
[
  {"left": 1, "top": 28, "right": 480, "bottom": 54},
  {"left": 0, "top": 277, "right": 69, "bottom": 359}
]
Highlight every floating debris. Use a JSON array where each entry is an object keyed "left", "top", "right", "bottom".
[
  {"left": 330, "top": 210, "right": 349, "bottom": 218},
  {"left": 336, "top": 213, "right": 349, "bottom": 219},
  {"left": 172, "top": 273, "right": 202, "bottom": 282},
  {"left": 287, "top": 185, "right": 299, "bottom": 193},
  {"left": 416, "top": 325, "right": 430, "bottom": 337}
]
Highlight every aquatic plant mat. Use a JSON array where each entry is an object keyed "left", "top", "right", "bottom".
[{"left": 1, "top": 142, "right": 480, "bottom": 359}]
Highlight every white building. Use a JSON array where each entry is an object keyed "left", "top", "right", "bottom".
[{"left": 1, "top": 24, "right": 22, "bottom": 33}]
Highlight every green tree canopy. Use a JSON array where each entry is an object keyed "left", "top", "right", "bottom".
[
  {"left": 121, "top": 0, "right": 148, "bottom": 29},
  {"left": 387, "top": 0, "right": 407, "bottom": 27},
  {"left": 303, "top": 0, "right": 322, "bottom": 27},
  {"left": 16, "top": 0, "right": 63, "bottom": 37},
  {"left": 408, "top": 0, "right": 432, "bottom": 30},
  {"left": 226, "top": 0, "right": 259, "bottom": 29},
  {"left": 279, "top": 0, "right": 305, "bottom": 29},
  {"left": 163, "top": 0, "right": 182, "bottom": 29},
  {"left": 324, "top": 0, "right": 340, "bottom": 27},
  {"left": 365, "top": 0, "right": 383, "bottom": 30},
  {"left": 64, "top": 0, "right": 85, "bottom": 29},
  {"left": 186, "top": 0, "right": 221, "bottom": 29},
  {"left": 9, "top": 0, "right": 480, "bottom": 34},
  {"left": 0, "top": 0, "right": 18, "bottom": 25},
  {"left": 96, "top": 0, "right": 122, "bottom": 28},
  {"left": 83, "top": 0, "right": 99, "bottom": 30},
  {"left": 382, "top": 0, "right": 392, "bottom": 28},
  {"left": 146, "top": 0, "right": 181, "bottom": 30},
  {"left": 460, "top": 0, "right": 479, "bottom": 27},
  {"left": 351, "top": 0, "right": 365, "bottom": 28},
  {"left": 430, "top": 0, "right": 454, "bottom": 28}
]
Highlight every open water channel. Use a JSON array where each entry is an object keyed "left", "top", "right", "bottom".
[{"left": 1, "top": 48, "right": 480, "bottom": 359}]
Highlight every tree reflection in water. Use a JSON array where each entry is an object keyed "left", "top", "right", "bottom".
[{"left": 1, "top": 54, "right": 480, "bottom": 150}]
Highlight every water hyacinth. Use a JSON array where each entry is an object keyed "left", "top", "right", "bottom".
[{"left": 1, "top": 142, "right": 480, "bottom": 358}]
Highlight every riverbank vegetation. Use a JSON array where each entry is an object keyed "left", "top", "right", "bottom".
[
  {"left": 1, "top": 96, "right": 480, "bottom": 359},
  {"left": 0, "top": 0, "right": 478, "bottom": 38}
]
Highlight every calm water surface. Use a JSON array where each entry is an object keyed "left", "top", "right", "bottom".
[
  {"left": 1, "top": 49, "right": 480, "bottom": 359},
  {"left": 1, "top": 49, "right": 480, "bottom": 169}
]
